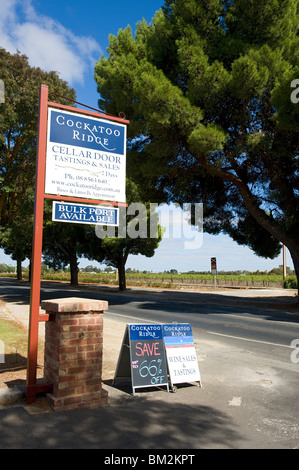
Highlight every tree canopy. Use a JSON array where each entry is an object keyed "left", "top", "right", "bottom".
[
  {"left": 0, "top": 49, "right": 76, "bottom": 278},
  {"left": 94, "top": 0, "right": 299, "bottom": 291},
  {"left": 0, "top": 49, "right": 163, "bottom": 287},
  {"left": 83, "top": 179, "right": 163, "bottom": 290}
]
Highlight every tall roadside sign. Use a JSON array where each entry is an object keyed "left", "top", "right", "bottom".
[
  {"left": 211, "top": 257, "right": 217, "bottom": 291},
  {"left": 45, "top": 107, "right": 126, "bottom": 202},
  {"left": 26, "top": 85, "right": 129, "bottom": 404}
]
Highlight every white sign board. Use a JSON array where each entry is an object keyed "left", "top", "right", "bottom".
[
  {"left": 163, "top": 324, "right": 201, "bottom": 387},
  {"left": 165, "top": 346, "right": 201, "bottom": 385},
  {"left": 45, "top": 108, "right": 126, "bottom": 203}
]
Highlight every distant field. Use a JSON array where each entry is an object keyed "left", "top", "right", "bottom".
[{"left": 0, "top": 271, "right": 297, "bottom": 289}]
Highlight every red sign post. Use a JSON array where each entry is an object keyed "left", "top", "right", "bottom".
[
  {"left": 211, "top": 257, "right": 217, "bottom": 292},
  {"left": 26, "top": 85, "right": 129, "bottom": 404}
]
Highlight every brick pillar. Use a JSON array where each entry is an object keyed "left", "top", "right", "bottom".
[{"left": 41, "top": 297, "right": 108, "bottom": 412}]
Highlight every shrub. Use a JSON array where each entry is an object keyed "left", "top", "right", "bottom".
[{"left": 284, "top": 277, "right": 298, "bottom": 289}]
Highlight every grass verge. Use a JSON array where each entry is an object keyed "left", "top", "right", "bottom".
[{"left": 0, "top": 318, "right": 28, "bottom": 369}]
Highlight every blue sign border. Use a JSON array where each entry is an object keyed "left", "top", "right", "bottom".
[{"left": 52, "top": 201, "right": 119, "bottom": 226}]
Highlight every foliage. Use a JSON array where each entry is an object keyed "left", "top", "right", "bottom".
[
  {"left": 0, "top": 263, "right": 15, "bottom": 273},
  {"left": 83, "top": 180, "right": 164, "bottom": 290},
  {"left": 284, "top": 276, "right": 298, "bottom": 289},
  {"left": 1, "top": 264, "right": 296, "bottom": 288},
  {"left": 0, "top": 49, "right": 165, "bottom": 288},
  {"left": 0, "top": 49, "right": 76, "bottom": 276},
  {"left": 42, "top": 200, "right": 89, "bottom": 286},
  {"left": 36, "top": 270, "right": 286, "bottom": 283},
  {"left": 35, "top": 270, "right": 296, "bottom": 289},
  {"left": 94, "top": 0, "right": 299, "bottom": 293},
  {"left": 81, "top": 265, "right": 103, "bottom": 273}
]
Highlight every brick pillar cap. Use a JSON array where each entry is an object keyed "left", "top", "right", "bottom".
[{"left": 41, "top": 297, "right": 108, "bottom": 313}]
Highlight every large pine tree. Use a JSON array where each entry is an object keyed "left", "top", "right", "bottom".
[{"left": 95, "top": 0, "right": 299, "bottom": 294}]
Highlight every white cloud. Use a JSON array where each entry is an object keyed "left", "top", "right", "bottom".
[{"left": 0, "top": 0, "right": 102, "bottom": 85}]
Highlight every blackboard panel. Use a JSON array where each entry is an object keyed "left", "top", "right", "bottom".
[
  {"left": 130, "top": 339, "right": 168, "bottom": 389},
  {"left": 128, "top": 324, "right": 169, "bottom": 394}
]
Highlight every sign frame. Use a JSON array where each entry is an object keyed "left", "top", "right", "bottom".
[
  {"left": 114, "top": 324, "right": 169, "bottom": 396},
  {"left": 26, "top": 85, "right": 129, "bottom": 405},
  {"left": 162, "top": 323, "right": 201, "bottom": 391}
]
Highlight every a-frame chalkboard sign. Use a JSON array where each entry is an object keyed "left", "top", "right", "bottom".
[
  {"left": 113, "top": 324, "right": 169, "bottom": 396},
  {"left": 163, "top": 323, "right": 201, "bottom": 391}
]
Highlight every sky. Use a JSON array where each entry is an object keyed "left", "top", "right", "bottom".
[{"left": 0, "top": 0, "right": 294, "bottom": 273}]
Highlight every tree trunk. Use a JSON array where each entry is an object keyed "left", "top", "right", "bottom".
[
  {"left": 28, "top": 259, "right": 32, "bottom": 283},
  {"left": 16, "top": 259, "right": 22, "bottom": 281},
  {"left": 118, "top": 259, "right": 126, "bottom": 291},
  {"left": 69, "top": 252, "right": 79, "bottom": 286}
]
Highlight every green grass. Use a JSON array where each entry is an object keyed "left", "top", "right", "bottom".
[
  {"left": 0, "top": 319, "right": 27, "bottom": 354},
  {"left": 0, "top": 318, "right": 28, "bottom": 367}
]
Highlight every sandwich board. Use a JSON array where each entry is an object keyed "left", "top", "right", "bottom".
[
  {"left": 162, "top": 323, "right": 201, "bottom": 391},
  {"left": 114, "top": 324, "right": 169, "bottom": 396}
]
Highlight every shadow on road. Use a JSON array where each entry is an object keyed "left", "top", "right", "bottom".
[{"left": 0, "top": 392, "right": 245, "bottom": 449}]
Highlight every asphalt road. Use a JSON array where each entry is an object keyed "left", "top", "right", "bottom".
[
  {"left": 0, "top": 278, "right": 299, "bottom": 449},
  {"left": 0, "top": 277, "right": 298, "bottom": 364}
]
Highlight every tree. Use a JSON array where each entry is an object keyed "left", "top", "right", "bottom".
[
  {"left": 42, "top": 196, "right": 97, "bottom": 286},
  {"left": 0, "top": 49, "right": 76, "bottom": 271},
  {"left": 42, "top": 221, "right": 87, "bottom": 286},
  {"left": 94, "top": 0, "right": 299, "bottom": 297},
  {"left": 0, "top": 185, "right": 34, "bottom": 280},
  {"left": 84, "top": 180, "right": 163, "bottom": 290},
  {"left": 1, "top": 213, "right": 32, "bottom": 281},
  {"left": 81, "top": 265, "right": 102, "bottom": 273}
]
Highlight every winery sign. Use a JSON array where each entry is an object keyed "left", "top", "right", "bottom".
[
  {"left": 45, "top": 108, "right": 127, "bottom": 203},
  {"left": 26, "top": 84, "right": 129, "bottom": 406}
]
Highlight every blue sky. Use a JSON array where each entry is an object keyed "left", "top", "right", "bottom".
[{"left": 0, "top": 0, "right": 293, "bottom": 273}]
